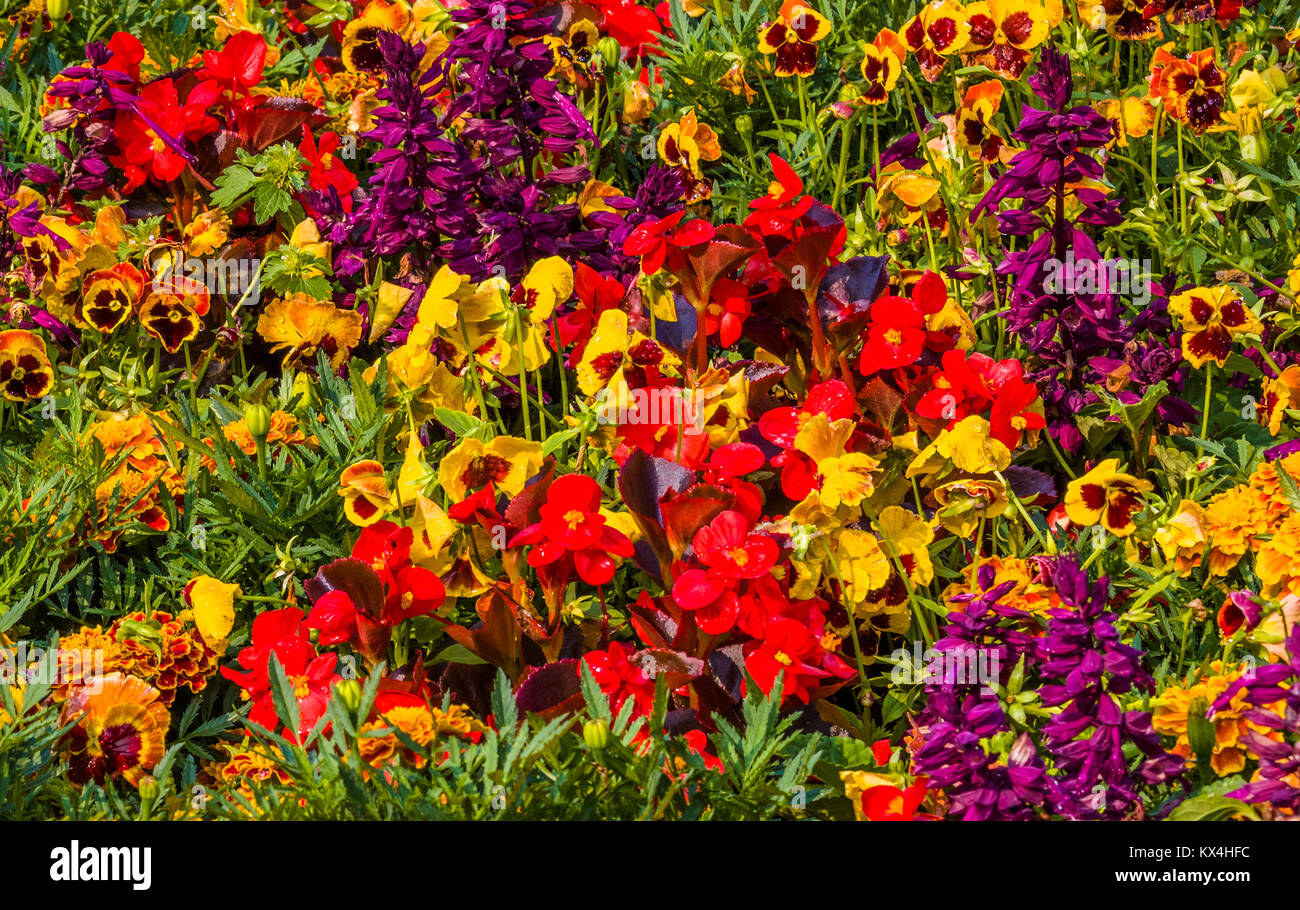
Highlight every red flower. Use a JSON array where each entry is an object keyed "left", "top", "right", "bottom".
[
  {"left": 104, "top": 32, "right": 145, "bottom": 82},
  {"left": 622, "top": 211, "right": 715, "bottom": 276},
  {"left": 757, "top": 378, "right": 856, "bottom": 501},
  {"left": 691, "top": 510, "right": 778, "bottom": 581},
  {"left": 220, "top": 607, "right": 339, "bottom": 742},
  {"left": 300, "top": 127, "right": 358, "bottom": 213},
  {"left": 583, "top": 641, "right": 656, "bottom": 717},
  {"left": 742, "top": 617, "right": 831, "bottom": 704},
  {"left": 860, "top": 295, "right": 926, "bottom": 371},
  {"left": 744, "top": 154, "right": 815, "bottom": 237},
  {"left": 194, "top": 30, "right": 268, "bottom": 105},
  {"left": 703, "top": 277, "right": 751, "bottom": 348},
  {"left": 510, "top": 473, "right": 634, "bottom": 588},
  {"left": 558, "top": 263, "right": 625, "bottom": 364},
  {"left": 109, "top": 80, "right": 216, "bottom": 192},
  {"left": 989, "top": 378, "right": 1045, "bottom": 448},
  {"left": 862, "top": 778, "right": 929, "bottom": 820}
]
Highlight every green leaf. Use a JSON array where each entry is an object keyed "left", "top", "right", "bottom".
[{"left": 1166, "top": 793, "right": 1259, "bottom": 821}]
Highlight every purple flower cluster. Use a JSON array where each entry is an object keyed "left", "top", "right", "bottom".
[
  {"left": 913, "top": 556, "right": 1183, "bottom": 820},
  {"left": 1211, "top": 625, "right": 1300, "bottom": 811},
  {"left": 912, "top": 567, "right": 1051, "bottom": 820},
  {"left": 971, "top": 47, "right": 1189, "bottom": 450},
  {"left": 1037, "top": 557, "right": 1183, "bottom": 819}
]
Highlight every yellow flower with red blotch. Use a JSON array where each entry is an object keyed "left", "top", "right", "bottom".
[
  {"left": 657, "top": 109, "right": 722, "bottom": 180},
  {"left": 859, "top": 29, "right": 906, "bottom": 105},
  {"left": 339, "top": 460, "right": 395, "bottom": 526},
  {"left": 544, "top": 19, "right": 601, "bottom": 85},
  {"left": 257, "top": 293, "right": 364, "bottom": 372},
  {"left": 902, "top": 0, "right": 970, "bottom": 83},
  {"left": 60, "top": 672, "right": 170, "bottom": 788},
  {"left": 1169, "top": 286, "right": 1262, "bottom": 369},
  {"left": 933, "top": 477, "right": 1009, "bottom": 537},
  {"left": 437, "top": 435, "right": 544, "bottom": 502},
  {"left": 758, "top": 0, "right": 831, "bottom": 78},
  {"left": 956, "top": 80, "right": 1004, "bottom": 162},
  {"left": 1150, "top": 47, "right": 1227, "bottom": 136},
  {"left": 963, "top": 0, "right": 1050, "bottom": 80},
  {"left": 1260, "top": 365, "right": 1300, "bottom": 436},
  {"left": 140, "top": 275, "right": 211, "bottom": 353},
  {"left": 0, "top": 329, "right": 54, "bottom": 403},
  {"left": 1063, "top": 458, "right": 1152, "bottom": 537},
  {"left": 77, "top": 262, "right": 146, "bottom": 334},
  {"left": 342, "top": 0, "right": 410, "bottom": 73}
]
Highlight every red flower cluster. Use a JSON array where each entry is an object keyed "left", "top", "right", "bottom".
[
  {"left": 221, "top": 608, "right": 340, "bottom": 743},
  {"left": 306, "top": 521, "right": 447, "bottom": 663}
]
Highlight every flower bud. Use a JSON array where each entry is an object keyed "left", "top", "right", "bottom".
[
  {"left": 334, "top": 679, "right": 363, "bottom": 713},
  {"left": 47, "top": 0, "right": 68, "bottom": 22},
  {"left": 597, "top": 37, "right": 622, "bottom": 70},
  {"left": 245, "top": 403, "right": 272, "bottom": 440},
  {"left": 137, "top": 774, "right": 160, "bottom": 803},
  {"left": 735, "top": 114, "right": 753, "bottom": 139},
  {"left": 583, "top": 718, "right": 610, "bottom": 750}
]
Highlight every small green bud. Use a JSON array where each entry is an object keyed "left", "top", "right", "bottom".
[
  {"left": 735, "top": 114, "right": 753, "bottom": 139},
  {"left": 583, "top": 718, "right": 610, "bottom": 750},
  {"left": 47, "top": 0, "right": 69, "bottom": 22},
  {"left": 245, "top": 402, "right": 272, "bottom": 440},
  {"left": 334, "top": 679, "right": 363, "bottom": 713},
  {"left": 137, "top": 774, "right": 160, "bottom": 803},
  {"left": 597, "top": 37, "right": 622, "bottom": 70}
]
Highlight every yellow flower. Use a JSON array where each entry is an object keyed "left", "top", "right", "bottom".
[
  {"left": 1154, "top": 499, "right": 1208, "bottom": 575},
  {"left": 1169, "top": 286, "right": 1263, "bottom": 369},
  {"left": 184, "top": 576, "right": 241, "bottom": 648},
  {"left": 793, "top": 413, "right": 880, "bottom": 511},
  {"left": 1063, "top": 459, "right": 1152, "bottom": 538},
  {"left": 657, "top": 109, "right": 722, "bottom": 179},
  {"left": 338, "top": 460, "right": 394, "bottom": 526},
  {"left": 933, "top": 478, "right": 1009, "bottom": 537},
  {"left": 835, "top": 529, "right": 893, "bottom": 605},
  {"left": 1260, "top": 365, "right": 1300, "bottom": 437},
  {"left": 908, "top": 416, "right": 1010, "bottom": 481},
  {"left": 437, "top": 435, "right": 543, "bottom": 502},
  {"left": 257, "top": 294, "right": 364, "bottom": 372}
]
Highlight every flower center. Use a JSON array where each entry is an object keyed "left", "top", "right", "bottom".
[
  {"left": 884, "top": 328, "right": 903, "bottom": 346},
  {"left": 774, "top": 650, "right": 793, "bottom": 666},
  {"left": 563, "top": 509, "right": 585, "bottom": 531}
]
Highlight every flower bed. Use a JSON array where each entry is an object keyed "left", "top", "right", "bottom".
[{"left": 0, "top": 0, "right": 1299, "bottom": 821}]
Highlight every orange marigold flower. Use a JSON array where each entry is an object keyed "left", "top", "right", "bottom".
[
  {"left": 109, "top": 610, "right": 220, "bottom": 706},
  {"left": 1153, "top": 661, "right": 1280, "bottom": 777},
  {"left": 54, "top": 626, "right": 124, "bottom": 699},
  {"left": 60, "top": 672, "right": 170, "bottom": 787}
]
